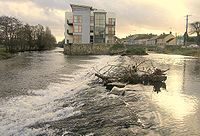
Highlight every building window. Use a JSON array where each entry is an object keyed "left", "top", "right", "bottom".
[
  {"left": 73, "top": 25, "right": 82, "bottom": 33},
  {"left": 108, "top": 18, "right": 116, "bottom": 25},
  {"left": 73, "top": 35, "right": 82, "bottom": 43},
  {"left": 73, "top": 15, "right": 82, "bottom": 23},
  {"left": 107, "top": 36, "right": 114, "bottom": 43},
  {"left": 90, "top": 16, "right": 94, "bottom": 24},
  {"left": 90, "top": 26, "right": 94, "bottom": 32},
  {"left": 90, "top": 36, "right": 94, "bottom": 43},
  {"left": 94, "top": 13, "right": 106, "bottom": 43}
]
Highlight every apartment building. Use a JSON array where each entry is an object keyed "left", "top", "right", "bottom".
[{"left": 65, "top": 4, "right": 116, "bottom": 44}]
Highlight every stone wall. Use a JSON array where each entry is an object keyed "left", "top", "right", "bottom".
[{"left": 64, "top": 44, "right": 113, "bottom": 55}]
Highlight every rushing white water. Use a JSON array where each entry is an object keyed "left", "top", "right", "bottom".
[{"left": 0, "top": 49, "right": 119, "bottom": 136}]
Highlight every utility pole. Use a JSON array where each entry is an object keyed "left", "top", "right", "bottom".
[{"left": 184, "top": 15, "right": 191, "bottom": 46}]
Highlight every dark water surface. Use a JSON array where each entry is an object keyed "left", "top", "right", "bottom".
[{"left": 0, "top": 49, "right": 200, "bottom": 135}]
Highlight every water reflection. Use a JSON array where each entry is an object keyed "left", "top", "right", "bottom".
[
  {"left": 153, "top": 92, "right": 197, "bottom": 119},
  {"left": 147, "top": 54, "right": 200, "bottom": 135},
  {"left": 153, "top": 81, "right": 166, "bottom": 93}
]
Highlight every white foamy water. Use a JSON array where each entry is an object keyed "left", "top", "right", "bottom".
[{"left": 0, "top": 55, "right": 119, "bottom": 136}]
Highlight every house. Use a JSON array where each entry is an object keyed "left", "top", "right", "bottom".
[
  {"left": 124, "top": 34, "right": 155, "bottom": 45},
  {"left": 134, "top": 34, "right": 155, "bottom": 45},
  {"left": 124, "top": 35, "right": 138, "bottom": 45},
  {"left": 65, "top": 4, "right": 116, "bottom": 44},
  {"left": 146, "top": 36, "right": 159, "bottom": 45},
  {"left": 156, "top": 33, "right": 176, "bottom": 45}
]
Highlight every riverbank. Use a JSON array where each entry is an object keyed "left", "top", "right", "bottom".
[
  {"left": 0, "top": 47, "right": 57, "bottom": 60},
  {"left": 0, "top": 48, "right": 12, "bottom": 60},
  {"left": 146, "top": 45, "right": 200, "bottom": 57},
  {"left": 161, "top": 46, "right": 200, "bottom": 57},
  {"left": 109, "top": 44, "right": 148, "bottom": 55}
]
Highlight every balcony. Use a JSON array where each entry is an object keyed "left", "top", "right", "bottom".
[
  {"left": 106, "top": 22, "right": 116, "bottom": 26},
  {"left": 67, "top": 29, "right": 73, "bottom": 35},
  {"left": 106, "top": 31, "right": 115, "bottom": 35},
  {"left": 67, "top": 19, "right": 73, "bottom": 25}
]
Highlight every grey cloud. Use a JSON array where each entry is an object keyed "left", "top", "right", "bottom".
[
  {"left": 87, "top": 0, "right": 173, "bottom": 29},
  {"left": 30, "top": 0, "right": 94, "bottom": 10},
  {"left": 0, "top": 0, "right": 199, "bottom": 40}
]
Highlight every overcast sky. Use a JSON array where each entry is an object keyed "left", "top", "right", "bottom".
[{"left": 0, "top": 0, "right": 200, "bottom": 41}]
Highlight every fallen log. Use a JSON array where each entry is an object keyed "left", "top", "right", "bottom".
[
  {"left": 94, "top": 59, "right": 169, "bottom": 93},
  {"left": 95, "top": 73, "right": 167, "bottom": 85}
]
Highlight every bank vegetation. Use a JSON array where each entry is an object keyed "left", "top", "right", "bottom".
[{"left": 0, "top": 16, "right": 56, "bottom": 59}]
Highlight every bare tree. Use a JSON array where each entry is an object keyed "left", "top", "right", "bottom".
[{"left": 190, "top": 22, "right": 200, "bottom": 45}]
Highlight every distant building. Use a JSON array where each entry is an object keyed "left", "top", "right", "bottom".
[
  {"left": 146, "top": 36, "right": 159, "bottom": 45},
  {"left": 65, "top": 4, "right": 116, "bottom": 44},
  {"left": 124, "top": 34, "right": 155, "bottom": 45},
  {"left": 123, "top": 32, "right": 177, "bottom": 46},
  {"left": 156, "top": 33, "right": 176, "bottom": 45},
  {"left": 134, "top": 34, "right": 155, "bottom": 45},
  {"left": 124, "top": 35, "right": 138, "bottom": 45}
]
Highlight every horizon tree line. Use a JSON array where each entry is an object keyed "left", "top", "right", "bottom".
[{"left": 0, "top": 16, "right": 56, "bottom": 53}]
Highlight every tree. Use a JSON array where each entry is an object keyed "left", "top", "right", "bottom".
[
  {"left": 43, "top": 27, "right": 56, "bottom": 49},
  {"left": 0, "top": 16, "right": 22, "bottom": 52},
  {"left": 190, "top": 22, "right": 200, "bottom": 45},
  {"left": 0, "top": 16, "right": 56, "bottom": 52}
]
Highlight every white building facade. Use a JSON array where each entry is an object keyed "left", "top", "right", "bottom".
[{"left": 65, "top": 4, "right": 116, "bottom": 44}]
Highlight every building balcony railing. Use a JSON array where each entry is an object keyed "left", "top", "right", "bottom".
[
  {"left": 67, "top": 30, "right": 73, "bottom": 35},
  {"left": 67, "top": 19, "right": 73, "bottom": 25},
  {"left": 106, "top": 31, "right": 115, "bottom": 35},
  {"left": 106, "top": 22, "right": 116, "bottom": 26}
]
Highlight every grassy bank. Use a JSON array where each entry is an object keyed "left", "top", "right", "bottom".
[
  {"left": 162, "top": 46, "right": 200, "bottom": 57},
  {"left": 109, "top": 44, "right": 148, "bottom": 55},
  {"left": 146, "top": 45, "right": 200, "bottom": 57},
  {"left": 0, "top": 48, "right": 12, "bottom": 60}
]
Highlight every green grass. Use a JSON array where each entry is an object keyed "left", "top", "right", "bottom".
[
  {"left": 0, "top": 48, "right": 12, "bottom": 60},
  {"left": 126, "top": 45, "right": 148, "bottom": 55},
  {"left": 109, "top": 44, "right": 148, "bottom": 55},
  {"left": 109, "top": 44, "right": 125, "bottom": 55}
]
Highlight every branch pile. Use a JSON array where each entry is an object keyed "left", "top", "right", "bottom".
[{"left": 94, "top": 59, "right": 169, "bottom": 93}]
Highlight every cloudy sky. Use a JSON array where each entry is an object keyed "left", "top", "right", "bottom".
[{"left": 0, "top": 0, "right": 200, "bottom": 41}]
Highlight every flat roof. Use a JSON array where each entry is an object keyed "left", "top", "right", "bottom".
[
  {"left": 93, "top": 9, "right": 107, "bottom": 13},
  {"left": 70, "top": 4, "right": 93, "bottom": 10}
]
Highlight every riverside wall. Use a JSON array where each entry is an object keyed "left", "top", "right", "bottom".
[{"left": 64, "top": 44, "right": 113, "bottom": 55}]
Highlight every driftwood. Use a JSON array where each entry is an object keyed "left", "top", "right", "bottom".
[{"left": 94, "top": 59, "right": 169, "bottom": 93}]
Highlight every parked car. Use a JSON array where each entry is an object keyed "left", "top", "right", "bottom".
[{"left": 188, "top": 44, "right": 199, "bottom": 48}]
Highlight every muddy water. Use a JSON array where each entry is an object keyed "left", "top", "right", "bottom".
[{"left": 0, "top": 49, "right": 200, "bottom": 136}]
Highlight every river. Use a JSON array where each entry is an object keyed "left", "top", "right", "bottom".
[{"left": 0, "top": 48, "right": 200, "bottom": 136}]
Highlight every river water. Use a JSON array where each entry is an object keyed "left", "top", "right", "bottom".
[{"left": 0, "top": 48, "right": 200, "bottom": 136}]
